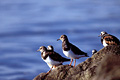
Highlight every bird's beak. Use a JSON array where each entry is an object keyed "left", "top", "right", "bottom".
[
  {"left": 37, "top": 49, "right": 40, "bottom": 52},
  {"left": 57, "top": 39, "right": 60, "bottom": 41},
  {"left": 98, "top": 34, "right": 101, "bottom": 37}
]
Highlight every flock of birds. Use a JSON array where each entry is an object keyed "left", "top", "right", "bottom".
[{"left": 37, "top": 31, "right": 120, "bottom": 74}]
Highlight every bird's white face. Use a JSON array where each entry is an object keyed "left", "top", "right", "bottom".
[
  {"left": 100, "top": 31, "right": 107, "bottom": 36},
  {"left": 101, "top": 31, "right": 105, "bottom": 35},
  {"left": 39, "top": 47, "right": 43, "bottom": 52},
  {"left": 37, "top": 46, "right": 46, "bottom": 52},
  {"left": 47, "top": 46, "right": 52, "bottom": 50},
  {"left": 59, "top": 35, "right": 67, "bottom": 42}
]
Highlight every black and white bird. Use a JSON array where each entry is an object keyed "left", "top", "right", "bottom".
[
  {"left": 57, "top": 35, "right": 89, "bottom": 67},
  {"left": 47, "top": 45, "right": 56, "bottom": 69},
  {"left": 98, "top": 31, "right": 120, "bottom": 47},
  {"left": 37, "top": 46, "right": 70, "bottom": 74},
  {"left": 92, "top": 49, "right": 97, "bottom": 55},
  {"left": 47, "top": 45, "right": 54, "bottom": 52}
]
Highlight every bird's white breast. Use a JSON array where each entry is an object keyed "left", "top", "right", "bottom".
[
  {"left": 63, "top": 49, "right": 85, "bottom": 59},
  {"left": 42, "top": 56, "right": 62, "bottom": 65},
  {"left": 103, "top": 39, "right": 108, "bottom": 47}
]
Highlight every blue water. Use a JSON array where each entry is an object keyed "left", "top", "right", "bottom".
[{"left": 0, "top": 0, "right": 120, "bottom": 80}]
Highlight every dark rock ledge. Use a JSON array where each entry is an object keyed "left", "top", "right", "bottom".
[{"left": 33, "top": 45, "right": 120, "bottom": 80}]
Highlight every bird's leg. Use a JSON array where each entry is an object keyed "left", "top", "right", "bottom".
[
  {"left": 73, "top": 59, "right": 76, "bottom": 67},
  {"left": 69, "top": 59, "right": 73, "bottom": 66},
  {"left": 46, "top": 66, "right": 53, "bottom": 74},
  {"left": 53, "top": 65, "right": 56, "bottom": 68}
]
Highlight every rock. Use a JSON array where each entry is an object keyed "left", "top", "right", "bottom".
[
  {"left": 33, "top": 73, "right": 47, "bottom": 80},
  {"left": 92, "top": 53, "right": 120, "bottom": 80},
  {"left": 33, "top": 45, "right": 120, "bottom": 80}
]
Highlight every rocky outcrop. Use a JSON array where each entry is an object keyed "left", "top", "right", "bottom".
[{"left": 33, "top": 45, "right": 120, "bottom": 80}]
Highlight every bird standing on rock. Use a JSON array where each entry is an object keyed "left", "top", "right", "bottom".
[
  {"left": 57, "top": 35, "right": 89, "bottom": 67},
  {"left": 98, "top": 31, "right": 120, "bottom": 47},
  {"left": 37, "top": 46, "right": 70, "bottom": 74}
]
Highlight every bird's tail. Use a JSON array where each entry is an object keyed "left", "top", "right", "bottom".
[
  {"left": 63, "top": 58, "right": 70, "bottom": 62},
  {"left": 85, "top": 53, "right": 89, "bottom": 57}
]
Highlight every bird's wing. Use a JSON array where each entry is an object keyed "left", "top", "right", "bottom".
[
  {"left": 49, "top": 52, "right": 70, "bottom": 62},
  {"left": 104, "top": 35, "right": 120, "bottom": 45},
  {"left": 70, "top": 43, "right": 87, "bottom": 56}
]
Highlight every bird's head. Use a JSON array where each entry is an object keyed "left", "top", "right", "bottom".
[
  {"left": 98, "top": 31, "right": 108, "bottom": 37},
  {"left": 57, "top": 35, "right": 68, "bottom": 42},
  {"left": 37, "top": 46, "right": 47, "bottom": 52}
]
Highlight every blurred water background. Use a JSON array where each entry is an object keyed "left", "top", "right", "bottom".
[{"left": 0, "top": 0, "right": 120, "bottom": 80}]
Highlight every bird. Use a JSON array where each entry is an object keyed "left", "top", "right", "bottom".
[
  {"left": 47, "top": 45, "right": 70, "bottom": 64},
  {"left": 57, "top": 35, "right": 89, "bottom": 67},
  {"left": 98, "top": 31, "right": 120, "bottom": 47},
  {"left": 47, "top": 45, "right": 54, "bottom": 52},
  {"left": 37, "top": 46, "right": 70, "bottom": 74},
  {"left": 92, "top": 49, "right": 97, "bottom": 55},
  {"left": 47, "top": 45, "right": 70, "bottom": 69}
]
